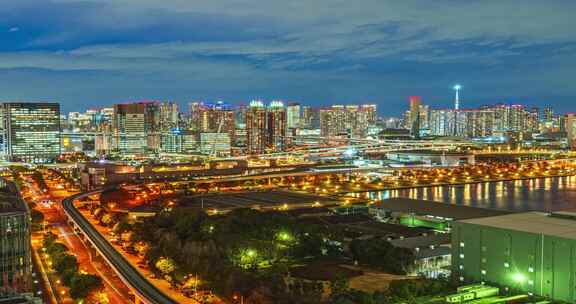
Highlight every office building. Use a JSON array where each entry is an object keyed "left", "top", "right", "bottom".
[
  {"left": 112, "top": 102, "right": 147, "bottom": 153},
  {"left": 0, "top": 178, "right": 32, "bottom": 295},
  {"left": 0, "top": 102, "right": 61, "bottom": 163},
  {"left": 453, "top": 212, "right": 576, "bottom": 303}
]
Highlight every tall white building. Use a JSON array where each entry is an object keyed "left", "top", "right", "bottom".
[{"left": 286, "top": 103, "right": 301, "bottom": 129}]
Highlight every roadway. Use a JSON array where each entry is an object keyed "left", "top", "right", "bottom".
[
  {"left": 62, "top": 190, "right": 178, "bottom": 304},
  {"left": 25, "top": 177, "right": 132, "bottom": 304}
]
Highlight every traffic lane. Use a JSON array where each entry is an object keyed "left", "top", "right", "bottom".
[
  {"left": 36, "top": 189, "right": 132, "bottom": 304},
  {"left": 63, "top": 192, "right": 179, "bottom": 304}
]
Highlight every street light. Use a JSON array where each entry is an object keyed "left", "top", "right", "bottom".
[{"left": 512, "top": 273, "right": 526, "bottom": 283}]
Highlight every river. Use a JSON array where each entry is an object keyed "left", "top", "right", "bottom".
[{"left": 359, "top": 175, "right": 576, "bottom": 212}]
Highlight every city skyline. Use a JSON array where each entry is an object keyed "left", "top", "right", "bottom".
[{"left": 1, "top": 1, "right": 575, "bottom": 114}]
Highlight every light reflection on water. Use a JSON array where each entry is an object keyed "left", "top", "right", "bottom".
[{"left": 361, "top": 176, "right": 576, "bottom": 212}]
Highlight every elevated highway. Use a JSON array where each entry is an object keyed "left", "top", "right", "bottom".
[{"left": 62, "top": 190, "right": 178, "bottom": 304}]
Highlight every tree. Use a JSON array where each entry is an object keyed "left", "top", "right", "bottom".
[
  {"left": 155, "top": 257, "right": 176, "bottom": 275},
  {"left": 47, "top": 242, "right": 68, "bottom": 256},
  {"left": 69, "top": 274, "right": 103, "bottom": 299},
  {"left": 349, "top": 237, "right": 415, "bottom": 274},
  {"left": 112, "top": 220, "right": 131, "bottom": 235},
  {"left": 52, "top": 254, "right": 78, "bottom": 275},
  {"left": 43, "top": 232, "right": 58, "bottom": 248}
]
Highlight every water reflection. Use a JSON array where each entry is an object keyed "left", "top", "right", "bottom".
[{"left": 363, "top": 176, "right": 576, "bottom": 212}]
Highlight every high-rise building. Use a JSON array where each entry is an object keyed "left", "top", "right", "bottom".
[
  {"left": 319, "top": 104, "right": 376, "bottom": 139},
  {"left": 544, "top": 106, "right": 554, "bottom": 122},
  {"left": 286, "top": 103, "right": 301, "bottom": 129},
  {"left": 246, "top": 100, "right": 267, "bottom": 154},
  {"left": 0, "top": 102, "right": 61, "bottom": 162},
  {"left": 408, "top": 96, "right": 422, "bottom": 137},
  {"left": 302, "top": 106, "right": 312, "bottom": 128},
  {"left": 464, "top": 109, "right": 494, "bottom": 138},
  {"left": 0, "top": 178, "right": 32, "bottom": 294},
  {"left": 188, "top": 101, "right": 204, "bottom": 131},
  {"left": 198, "top": 101, "right": 236, "bottom": 143},
  {"left": 418, "top": 104, "right": 430, "bottom": 131},
  {"left": 112, "top": 101, "right": 162, "bottom": 153},
  {"left": 158, "top": 102, "right": 179, "bottom": 131},
  {"left": 245, "top": 100, "right": 288, "bottom": 154},
  {"left": 509, "top": 104, "right": 527, "bottom": 132},
  {"left": 565, "top": 113, "right": 576, "bottom": 149},
  {"left": 267, "top": 101, "right": 287, "bottom": 152},
  {"left": 527, "top": 107, "right": 540, "bottom": 133}
]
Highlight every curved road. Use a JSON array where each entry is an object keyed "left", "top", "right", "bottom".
[{"left": 62, "top": 190, "right": 178, "bottom": 304}]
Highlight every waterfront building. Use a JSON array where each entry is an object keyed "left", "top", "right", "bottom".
[
  {"left": 452, "top": 212, "right": 576, "bottom": 302},
  {"left": 0, "top": 178, "right": 32, "bottom": 295},
  {"left": 0, "top": 102, "right": 61, "bottom": 163}
]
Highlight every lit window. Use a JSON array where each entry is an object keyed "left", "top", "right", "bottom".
[
  {"left": 459, "top": 265, "right": 464, "bottom": 270},
  {"left": 504, "top": 262, "right": 510, "bottom": 268},
  {"left": 528, "top": 266, "right": 534, "bottom": 273},
  {"left": 459, "top": 254, "right": 464, "bottom": 259},
  {"left": 459, "top": 242, "right": 465, "bottom": 248},
  {"left": 481, "top": 270, "right": 486, "bottom": 275},
  {"left": 528, "top": 280, "right": 534, "bottom": 285},
  {"left": 459, "top": 276, "right": 464, "bottom": 282}
]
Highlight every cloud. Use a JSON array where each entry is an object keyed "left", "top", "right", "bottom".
[
  {"left": 8, "top": 27, "right": 19, "bottom": 32},
  {"left": 0, "top": 0, "right": 575, "bottom": 113}
]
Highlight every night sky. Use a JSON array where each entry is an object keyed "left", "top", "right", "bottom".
[{"left": 1, "top": 0, "right": 575, "bottom": 115}]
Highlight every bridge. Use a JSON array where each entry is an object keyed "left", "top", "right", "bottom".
[{"left": 62, "top": 190, "right": 178, "bottom": 304}]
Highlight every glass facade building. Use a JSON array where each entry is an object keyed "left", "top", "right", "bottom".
[{"left": 1, "top": 102, "right": 61, "bottom": 163}]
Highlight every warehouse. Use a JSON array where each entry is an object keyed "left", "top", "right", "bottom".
[
  {"left": 452, "top": 212, "right": 576, "bottom": 303},
  {"left": 370, "top": 198, "right": 510, "bottom": 231}
]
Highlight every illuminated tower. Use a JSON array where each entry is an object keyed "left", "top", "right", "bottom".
[{"left": 453, "top": 84, "right": 462, "bottom": 110}]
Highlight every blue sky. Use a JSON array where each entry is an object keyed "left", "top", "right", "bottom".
[{"left": 1, "top": 0, "right": 575, "bottom": 115}]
